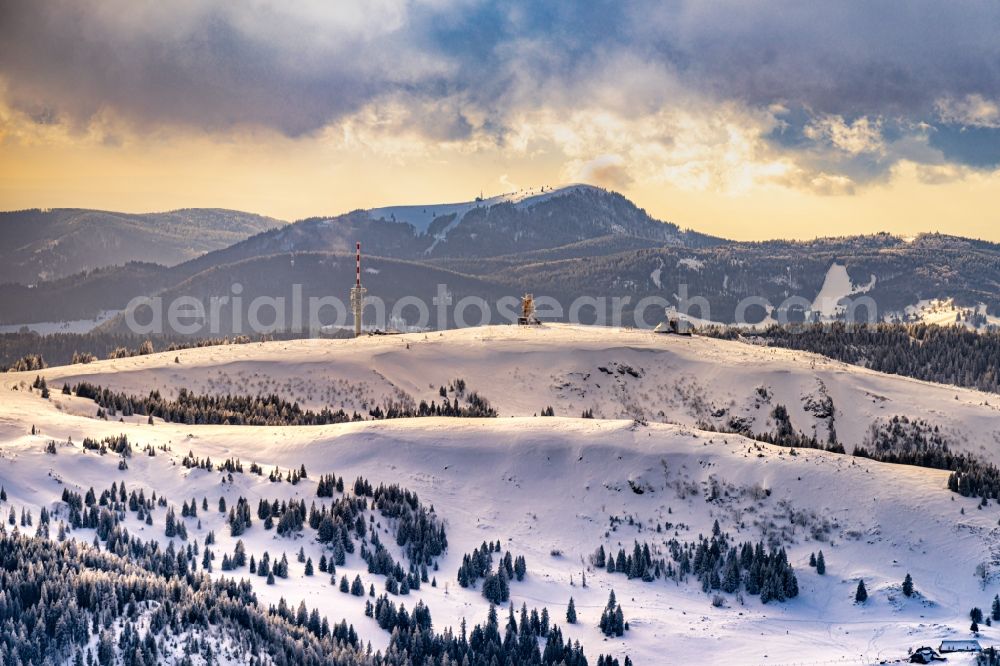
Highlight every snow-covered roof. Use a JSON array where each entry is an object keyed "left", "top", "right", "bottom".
[{"left": 939, "top": 639, "right": 982, "bottom": 650}]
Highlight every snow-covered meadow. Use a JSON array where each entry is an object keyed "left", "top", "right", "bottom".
[{"left": 3, "top": 325, "right": 999, "bottom": 664}]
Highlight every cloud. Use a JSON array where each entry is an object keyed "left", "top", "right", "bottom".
[
  {"left": 936, "top": 95, "right": 1000, "bottom": 129},
  {"left": 908, "top": 162, "right": 969, "bottom": 185},
  {"left": 803, "top": 116, "right": 884, "bottom": 156},
  {"left": 774, "top": 169, "right": 857, "bottom": 196},
  {"left": 0, "top": 0, "right": 454, "bottom": 136},
  {"left": 521, "top": 104, "right": 796, "bottom": 196},
  {"left": 3, "top": 0, "right": 1000, "bottom": 186},
  {"left": 571, "top": 154, "right": 633, "bottom": 189}
]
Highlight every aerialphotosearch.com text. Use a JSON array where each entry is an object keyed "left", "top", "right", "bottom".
[{"left": 123, "top": 283, "right": 879, "bottom": 335}]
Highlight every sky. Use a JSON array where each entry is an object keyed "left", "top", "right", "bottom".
[{"left": 1, "top": 1, "right": 1000, "bottom": 241}]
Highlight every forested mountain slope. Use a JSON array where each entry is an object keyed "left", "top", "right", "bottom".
[{"left": 0, "top": 208, "right": 284, "bottom": 284}]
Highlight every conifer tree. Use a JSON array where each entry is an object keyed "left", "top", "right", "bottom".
[
  {"left": 855, "top": 580, "right": 868, "bottom": 603},
  {"left": 902, "top": 573, "right": 913, "bottom": 597}
]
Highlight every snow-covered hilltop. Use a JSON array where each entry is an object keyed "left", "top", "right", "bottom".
[
  {"left": 26, "top": 324, "right": 1000, "bottom": 463},
  {"left": 367, "top": 185, "right": 594, "bottom": 235},
  {"left": 4, "top": 325, "right": 1000, "bottom": 664}
]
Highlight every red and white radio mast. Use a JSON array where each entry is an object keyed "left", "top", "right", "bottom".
[{"left": 350, "top": 242, "right": 367, "bottom": 337}]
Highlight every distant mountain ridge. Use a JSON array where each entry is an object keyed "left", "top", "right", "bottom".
[
  {"left": 363, "top": 184, "right": 717, "bottom": 256},
  {"left": 212, "top": 184, "right": 718, "bottom": 264},
  {"left": 0, "top": 207, "right": 285, "bottom": 284},
  {"left": 3, "top": 188, "right": 1000, "bottom": 331}
]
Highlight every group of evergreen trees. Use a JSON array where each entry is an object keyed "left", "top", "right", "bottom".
[
  {"left": 598, "top": 591, "right": 627, "bottom": 637},
  {"left": 0, "top": 530, "right": 365, "bottom": 665},
  {"left": 978, "top": 647, "right": 1000, "bottom": 665},
  {"left": 807, "top": 550, "right": 826, "bottom": 575},
  {"left": 317, "top": 472, "right": 346, "bottom": 496},
  {"left": 163, "top": 507, "right": 189, "bottom": 540},
  {"left": 383, "top": 601, "right": 591, "bottom": 666},
  {"left": 852, "top": 416, "right": 1000, "bottom": 500},
  {"left": 369, "top": 391, "right": 497, "bottom": 419},
  {"left": 73, "top": 382, "right": 361, "bottom": 426},
  {"left": 664, "top": 530, "right": 799, "bottom": 604},
  {"left": 704, "top": 322, "right": 1000, "bottom": 394},
  {"left": 358, "top": 479, "right": 449, "bottom": 567},
  {"left": 360, "top": 531, "right": 426, "bottom": 596},
  {"left": 0, "top": 427, "right": 632, "bottom": 665},
  {"left": 4, "top": 352, "right": 45, "bottom": 372},
  {"left": 367, "top": 595, "right": 434, "bottom": 634},
  {"left": 594, "top": 542, "right": 657, "bottom": 582},
  {"left": 0, "top": 528, "right": 602, "bottom": 665},
  {"left": 248, "top": 550, "right": 291, "bottom": 584},
  {"left": 31, "top": 375, "right": 50, "bottom": 399},
  {"left": 711, "top": 398, "right": 1000, "bottom": 502},
  {"left": 70, "top": 380, "right": 497, "bottom": 426},
  {"left": 213, "top": 474, "right": 446, "bottom": 604},
  {"left": 592, "top": 527, "right": 798, "bottom": 605},
  {"left": 58, "top": 480, "right": 162, "bottom": 537},
  {"left": 81, "top": 434, "right": 132, "bottom": 457},
  {"left": 596, "top": 657, "right": 633, "bottom": 666},
  {"left": 457, "top": 541, "right": 528, "bottom": 604},
  {"left": 752, "top": 404, "right": 845, "bottom": 453},
  {"left": 228, "top": 497, "right": 253, "bottom": 536}
]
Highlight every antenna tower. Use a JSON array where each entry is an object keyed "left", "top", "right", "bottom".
[{"left": 351, "top": 242, "right": 367, "bottom": 337}]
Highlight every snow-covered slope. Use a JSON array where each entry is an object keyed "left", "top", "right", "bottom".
[
  {"left": 2, "top": 383, "right": 999, "bottom": 663},
  {"left": 28, "top": 324, "right": 1000, "bottom": 463},
  {"left": 811, "top": 262, "right": 876, "bottom": 319},
  {"left": 5, "top": 325, "right": 1000, "bottom": 663},
  {"left": 367, "top": 185, "right": 595, "bottom": 235},
  {"left": 887, "top": 298, "right": 1000, "bottom": 331}
]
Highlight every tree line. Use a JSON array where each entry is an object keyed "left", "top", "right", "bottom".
[
  {"left": 0, "top": 529, "right": 605, "bottom": 665},
  {"left": 1, "top": 330, "right": 305, "bottom": 371},
  {"left": 704, "top": 322, "right": 1000, "bottom": 394},
  {"left": 71, "top": 381, "right": 498, "bottom": 426}
]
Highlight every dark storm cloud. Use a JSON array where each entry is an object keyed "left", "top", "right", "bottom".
[
  {"left": 2, "top": 0, "right": 1000, "bottom": 169},
  {"left": 0, "top": 1, "right": 449, "bottom": 136},
  {"left": 640, "top": 2, "right": 1000, "bottom": 116}
]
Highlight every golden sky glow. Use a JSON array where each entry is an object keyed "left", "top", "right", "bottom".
[{"left": 3, "top": 111, "right": 999, "bottom": 242}]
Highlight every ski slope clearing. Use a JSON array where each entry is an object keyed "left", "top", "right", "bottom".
[
  {"left": 811, "top": 262, "right": 876, "bottom": 320},
  {"left": 28, "top": 324, "right": 1000, "bottom": 464}
]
